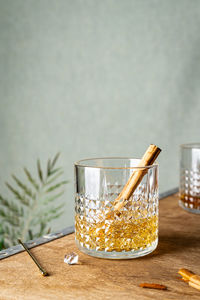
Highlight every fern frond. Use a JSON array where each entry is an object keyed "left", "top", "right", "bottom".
[
  {"left": 20, "top": 206, "right": 24, "bottom": 216},
  {"left": 11, "top": 175, "right": 35, "bottom": 199},
  {"left": 5, "top": 182, "right": 30, "bottom": 206},
  {"left": 0, "top": 210, "right": 20, "bottom": 226},
  {"left": 0, "top": 237, "right": 4, "bottom": 250},
  {"left": 0, "top": 152, "right": 68, "bottom": 249},
  {"left": 0, "top": 194, "right": 21, "bottom": 215},
  {"left": 47, "top": 159, "right": 51, "bottom": 176},
  {"left": 24, "top": 168, "right": 39, "bottom": 191},
  {"left": 43, "top": 191, "right": 64, "bottom": 205},
  {"left": 5, "top": 182, "right": 21, "bottom": 198},
  {"left": 44, "top": 170, "right": 64, "bottom": 186},
  {"left": 38, "top": 222, "right": 47, "bottom": 237},
  {"left": 3, "top": 225, "right": 10, "bottom": 235},
  {"left": 43, "top": 211, "right": 63, "bottom": 223},
  {"left": 28, "top": 229, "right": 33, "bottom": 240},
  {"left": 8, "top": 201, "right": 20, "bottom": 215},
  {"left": 37, "top": 159, "right": 43, "bottom": 183},
  {"left": 50, "top": 203, "right": 65, "bottom": 213},
  {"left": 50, "top": 152, "right": 60, "bottom": 171},
  {"left": 0, "top": 194, "right": 9, "bottom": 207},
  {"left": 46, "top": 167, "right": 62, "bottom": 178},
  {"left": 45, "top": 181, "right": 68, "bottom": 193},
  {"left": 3, "top": 235, "right": 13, "bottom": 248},
  {"left": 0, "top": 208, "right": 6, "bottom": 217},
  {"left": 36, "top": 203, "right": 64, "bottom": 222}
]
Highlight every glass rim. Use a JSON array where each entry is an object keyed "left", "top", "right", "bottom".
[
  {"left": 180, "top": 143, "right": 200, "bottom": 149},
  {"left": 74, "top": 157, "right": 158, "bottom": 170}
]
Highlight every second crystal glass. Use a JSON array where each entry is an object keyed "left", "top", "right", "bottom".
[
  {"left": 179, "top": 143, "right": 200, "bottom": 213},
  {"left": 75, "top": 158, "right": 159, "bottom": 259}
]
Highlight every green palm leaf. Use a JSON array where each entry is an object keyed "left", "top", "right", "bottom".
[
  {"left": 43, "top": 190, "right": 64, "bottom": 205},
  {"left": 50, "top": 152, "right": 60, "bottom": 170},
  {"left": 5, "top": 183, "right": 30, "bottom": 206},
  {"left": 45, "top": 181, "right": 68, "bottom": 193},
  {"left": 44, "top": 170, "right": 64, "bottom": 186},
  {"left": 37, "top": 159, "right": 44, "bottom": 183},
  {"left": 23, "top": 168, "right": 39, "bottom": 191},
  {"left": 12, "top": 174, "right": 35, "bottom": 199},
  {"left": 0, "top": 153, "right": 68, "bottom": 250}
]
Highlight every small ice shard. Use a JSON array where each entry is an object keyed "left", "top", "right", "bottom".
[{"left": 64, "top": 252, "right": 79, "bottom": 265}]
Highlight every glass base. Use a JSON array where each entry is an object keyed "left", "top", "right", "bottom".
[
  {"left": 76, "top": 239, "right": 158, "bottom": 259},
  {"left": 179, "top": 200, "right": 200, "bottom": 214}
]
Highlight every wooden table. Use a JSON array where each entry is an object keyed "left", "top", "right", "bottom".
[{"left": 0, "top": 192, "right": 200, "bottom": 300}]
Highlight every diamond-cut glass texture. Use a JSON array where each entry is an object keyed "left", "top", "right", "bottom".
[
  {"left": 180, "top": 169, "right": 200, "bottom": 210},
  {"left": 75, "top": 181, "right": 158, "bottom": 253}
]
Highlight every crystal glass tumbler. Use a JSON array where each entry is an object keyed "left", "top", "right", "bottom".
[
  {"left": 179, "top": 143, "right": 200, "bottom": 213},
  {"left": 75, "top": 158, "right": 159, "bottom": 259}
]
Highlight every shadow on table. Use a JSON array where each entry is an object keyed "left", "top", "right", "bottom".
[{"left": 142, "top": 232, "right": 200, "bottom": 259}]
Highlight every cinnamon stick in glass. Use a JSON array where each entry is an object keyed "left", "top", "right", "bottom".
[{"left": 114, "top": 144, "right": 161, "bottom": 212}]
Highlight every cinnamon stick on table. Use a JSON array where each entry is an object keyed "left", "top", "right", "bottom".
[
  {"left": 113, "top": 144, "right": 161, "bottom": 212},
  {"left": 178, "top": 268, "right": 200, "bottom": 291},
  {"left": 178, "top": 268, "right": 194, "bottom": 281},
  {"left": 139, "top": 283, "right": 167, "bottom": 290}
]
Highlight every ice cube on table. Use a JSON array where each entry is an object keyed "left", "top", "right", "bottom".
[{"left": 64, "top": 252, "right": 79, "bottom": 265}]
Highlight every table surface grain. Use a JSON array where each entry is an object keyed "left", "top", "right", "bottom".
[{"left": 0, "top": 193, "right": 200, "bottom": 300}]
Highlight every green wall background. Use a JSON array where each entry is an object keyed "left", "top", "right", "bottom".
[{"left": 0, "top": 0, "right": 200, "bottom": 231}]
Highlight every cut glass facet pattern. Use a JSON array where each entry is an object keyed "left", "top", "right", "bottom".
[
  {"left": 75, "top": 182, "right": 158, "bottom": 256},
  {"left": 180, "top": 169, "right": 200, "bottom": 212}
]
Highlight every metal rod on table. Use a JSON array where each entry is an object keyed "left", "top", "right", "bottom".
[{"left": 18, "top": 239, "right": 49, "bottom": 276}]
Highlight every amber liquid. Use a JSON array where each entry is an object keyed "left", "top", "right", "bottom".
[
  {"left": 75, "top": 213, "right": 158, "bottom": 252},
  {"left": 180, "top": 193, "right": 200, "bottom": 210}
]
